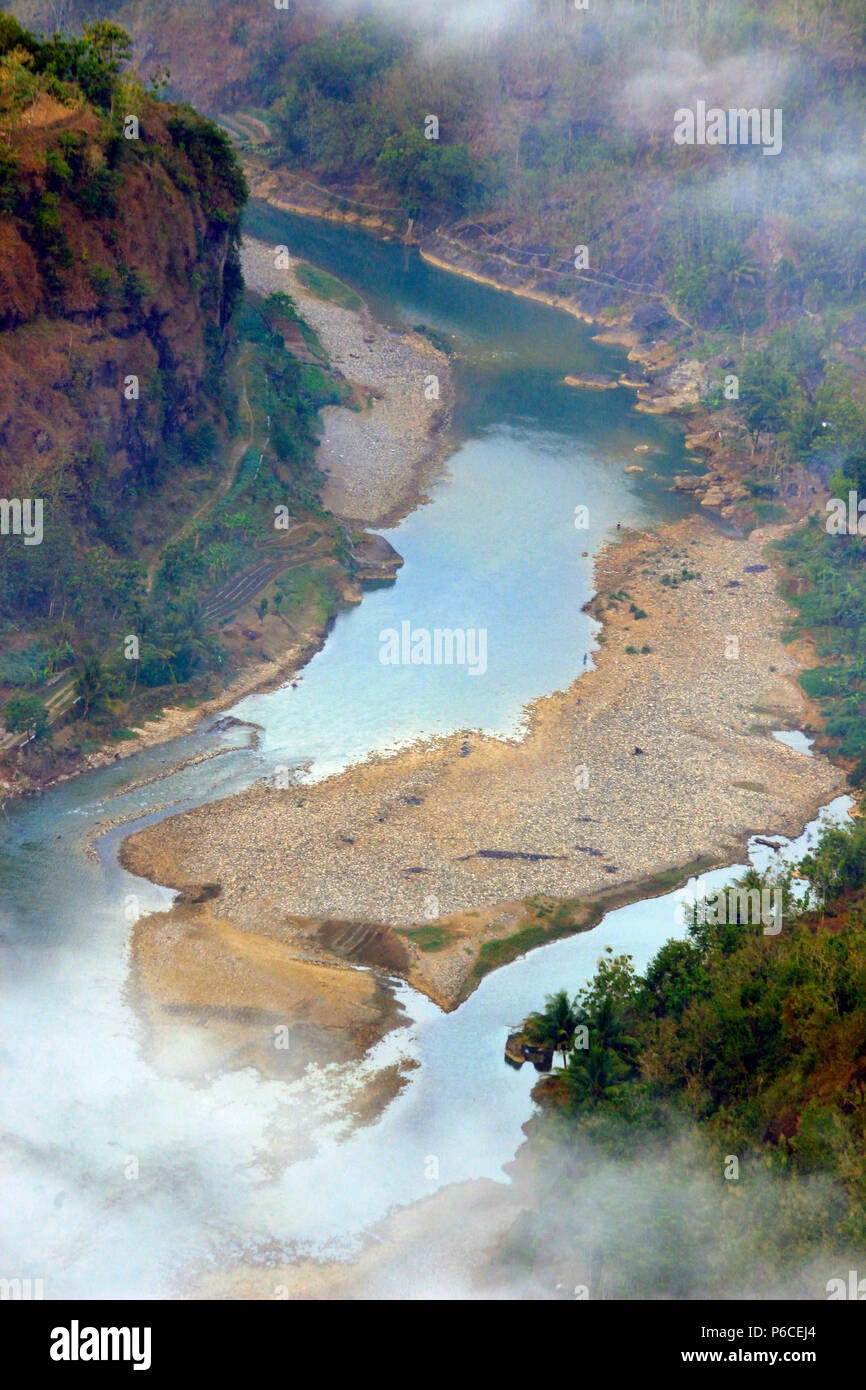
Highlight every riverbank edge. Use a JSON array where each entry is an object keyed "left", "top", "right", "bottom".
[
  {"left": 246, "top": 176, "right": 706, "bottom": 408},
  {"left": 122, "top": 729, "right": 846, "bottom": 1024},
  {"left": 1, "top": 618, "right": 334, "bottom": 806},
  {"left": 0, "top": 173, "right": 728, "bottom": 807},
  {"left": 115, "top": 185, "right": 848, "bottom": 1003},
  {"left": 401, "top": 820, "right": 821, "bottom": 1015},
  {"left": 247, "top": 179, "right": 647, "bottom": 340},
  {"left": 1, "top": 232, "right": 457, "bottom": 807},
  {"left": 120, "top": 512, "right": 847, "bottom": 1019},
  {"left": 244, "top": 169, "right": 785, "bottom": 528},
  {"left": 241, "top": 234, "right": 456, "bottom": 530}
]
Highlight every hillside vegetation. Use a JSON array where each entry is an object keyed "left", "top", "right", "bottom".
[
  {"left": 0, "top": 15, "right": 352, "bottom": 773},
  {"left": 13, "top": 7, "right": 866, "bottom": 462},
  {"left": 513, "top": 816, "right": 866, "bottom": 1296}
]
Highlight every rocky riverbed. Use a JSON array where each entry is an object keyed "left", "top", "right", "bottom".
[
  {"left": 241, "top": 236, "right": 454, "bottom": 526},
  {"left": 123, "top": 513, "right": 844, "bottom": 1013}
]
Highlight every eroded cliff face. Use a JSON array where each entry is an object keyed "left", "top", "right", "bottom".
[{"left": 0, "top": 78, "right": 246, "bottom": 542}]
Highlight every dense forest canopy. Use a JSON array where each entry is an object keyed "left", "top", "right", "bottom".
[{"left": 517, "top": 813, "right": 866, "bottom": 1295}]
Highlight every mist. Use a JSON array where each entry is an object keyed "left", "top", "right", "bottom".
[{"left": 334, "top": 1118, "right": 856, "bottom": 1301}]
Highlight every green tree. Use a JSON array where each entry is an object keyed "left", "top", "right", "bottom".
[
  {"left": 377, "top": 129, "right": 479, "bottom": 215},
  {"left": 3, "top": 693, "right": 50, "bottom": 743},
  {"left": 78, "top": 22, "right": 131, "bottom": 111},
  {"left": 75, "top": 656, "right": 109, "bottom": 719},
  {"left": 586, "top": 992, "right": 638, "bottom": 1060},
  {"left": 564, "top": 1038, "right": 628, "bottom": 1108},
  {"left": 524, "top": 988, "right": 578, "bottom": 1065},
  {"left": 740, "top": 350, "right": 797, "bottom": 452}
]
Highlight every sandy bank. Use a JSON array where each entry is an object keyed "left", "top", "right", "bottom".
[
  {"left": 123, "top": 514, "right": 845, "bottom": 1012},
  {"left": 129, "top": 898, "right": 407, "bottom": 1090},
  {"left": 241, "top": 235, "right": 454, "bottom": 527}
]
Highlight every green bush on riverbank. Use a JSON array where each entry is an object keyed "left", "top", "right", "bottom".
[{"left": 515, "top": 816, "right": 866, "bottom": 1290}]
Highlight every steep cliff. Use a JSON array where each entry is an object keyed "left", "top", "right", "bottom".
[{"left": 0, "top": 16, "right": 246, "bottom": 562}]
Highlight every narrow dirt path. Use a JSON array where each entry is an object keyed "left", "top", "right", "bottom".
[
  {"left": 145, "top": 366, "right": 256, "bottom": 594},
  {"left": 0, "top": 674, "right": 80, "bottom": 751}
]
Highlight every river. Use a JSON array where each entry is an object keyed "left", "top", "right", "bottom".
[{"left": 0, "top": 207, "right": 848, "bottom": 1298}]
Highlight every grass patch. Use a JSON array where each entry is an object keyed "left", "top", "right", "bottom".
[
  {"left": 473, "top": 900, "right": 585, "bottom": 980},
  {"left": 751, "top": 501, "right": 786, "bottom": 524},
  {"left": 295, "top": 262, "right": 362, "bottom": 311},
  {"left": 398, "top": 924, "right": 450, "bottom": 952},
  {"left": 297, "top": 318, "right": 329, "bottom": 362},
  {"left": 526, "top": 896, "right": 584, "bottom": 929},
  {"left": 299, "top": 361, "right": 351, "bottom": 405},
  {"left": 774, "top": 518, "right": 866, "bottom": 775},
  {"left": 474, "top": 924, "right": 552, "bottom": 978},
  {"left": 273, "top": 561, "right": 340, "bottom": 629},
  {"left": 648, "top": 857, "right": 710, "bottom": 891},
  {"left": 660, "top": 567, "right": 699, "bottom": 587}
]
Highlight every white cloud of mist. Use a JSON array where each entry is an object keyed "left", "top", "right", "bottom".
[
  {"left": 322, "top": 0, "right": 529, "bottom": 43},
  {"left": 338, "top": 1121, "right": 859, "bottom": 1301},
  {"left": 620, "top": 48, "right": 791, "bottom": 135}
]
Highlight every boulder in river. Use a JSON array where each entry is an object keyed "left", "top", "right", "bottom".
[
  {"left": 563, "top": 372, "right": 618, "bottom": 391},
  {"left": 673, "top": 474, "right": 704, "bottom": 492},
  {"left": 353, "top": 532, "right": 404, "bottom": 583},
  {"left": 505, "top": 1029, "right": 554, "bottom": 1072}
]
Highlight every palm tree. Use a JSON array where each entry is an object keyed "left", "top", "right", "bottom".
[
  {"left": 716, "top": 241, "right": 760, "bottom": 295},
  {"left": 563, "top": 990, "right": 640, "bottom": 1108},
  {"left": 715, "top": 242, "right": 761, "bottom": 329},
  {"left": 590, "top": 993, "right": 638, "bottom": 1060},
  {"left": 74, "top": 656, "right": 107, "bottom": 720},
  {"left": 524, "top": 989, "right": 578, "bottom": 1066},
  {"left": 565, "top": 1039, "right": 621, "bottom": 1107},
  {"left": 140, "top": 640, "right": 178, "bottom": 687}
]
